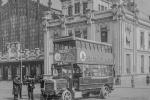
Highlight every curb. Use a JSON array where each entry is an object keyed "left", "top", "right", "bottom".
[{"left": 114, "top": 85, "right": 150, "bottom": 89}]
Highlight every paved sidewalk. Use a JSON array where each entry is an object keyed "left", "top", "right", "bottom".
[{"left": 114, "top": 84, "right": 150, "bottom": 89}]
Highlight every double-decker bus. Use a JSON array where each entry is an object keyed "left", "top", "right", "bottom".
[{"left": 41, "top": 36, "right": 114, "bottom": 100}]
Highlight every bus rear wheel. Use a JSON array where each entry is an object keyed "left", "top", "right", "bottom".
[
  {"left": 61, "top": 90, "right": 73, "bottom": 100},
  {"left": 100, "top": 85, "right": 109, "bottom": 99}
]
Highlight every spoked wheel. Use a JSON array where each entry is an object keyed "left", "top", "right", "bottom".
[
  {"left": 61, "top": 90, "right": 72, "bottom": 100},
  {"left": 100, "top": 85, "right": 110, "bottom": 99}
]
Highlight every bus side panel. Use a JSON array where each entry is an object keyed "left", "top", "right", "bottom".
[
  {"left": 76, "top": 48, "right": 114, "bottom": 65},
  {"left": 79, "top": 77, "right": 113, "bottom": 90}
]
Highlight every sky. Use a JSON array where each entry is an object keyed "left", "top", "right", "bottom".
[{"left": 2, "top": 0, "right": 150, "bottom": 15}]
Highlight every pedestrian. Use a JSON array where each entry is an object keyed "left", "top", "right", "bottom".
[
  {"left": 146, "top": 74, "right": 150, "bottom": 86},
  {"left": 27, "top": 79, "right": 35, "bottom": 100},
  {"left": 13, "top": 76, "right": 20, "bottom": 100},
  {"left": 131, "top": 75, "right": 135, "bottom": 88},
  {"left": 18, "top": 77, "right": 22, "bottom": 99}
]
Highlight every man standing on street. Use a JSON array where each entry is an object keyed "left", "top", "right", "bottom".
[
  {"left": 27, "top": 79, "right": 35, "bottom": 100},
  {"left": 131, "top": 75, "right": 135, "bottom": 88},
  {"left": 13, "top": 76, "right": 19, "bottom": 100},
  {"left": 146, "top": 74, "right": 150, "bottom": 86},
  {"left": 18, "top": 77, "right": 22, "bottom": 99}
]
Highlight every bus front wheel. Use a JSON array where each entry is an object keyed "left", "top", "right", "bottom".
[
  {"left": 61, "top": 90, "right": 73, "bottom": 100},
  {"left": 100, "top": 85, "right": 109, "bottom": 99}
]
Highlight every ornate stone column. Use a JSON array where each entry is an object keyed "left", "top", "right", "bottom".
[{"left": 43, "top": 12, "right": 54, "bottom": 77}]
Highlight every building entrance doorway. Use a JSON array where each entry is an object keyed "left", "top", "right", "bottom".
[
  {"left": 3, "top": 66, "right": 8, "bottom": 80},
  {"left": 30, "top": 65, "right": 36, "bottom": 78},
  {"left": 12, "top": 66, "right": 17, "bottom": 79}
]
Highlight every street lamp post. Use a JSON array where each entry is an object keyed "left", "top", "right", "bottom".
[
  {"left": 20, "top": 44, "right": 23, "bottom": 84},
  {"left": 17, "top": 41, "right": 23, "bottom": 84}
]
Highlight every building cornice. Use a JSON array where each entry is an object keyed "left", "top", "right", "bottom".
[
  {"left": 46, "top": 5, "right": 150, "bottom": 31},
  {"left": 0, "top": 48, "right": 44, "bottom": 63}
]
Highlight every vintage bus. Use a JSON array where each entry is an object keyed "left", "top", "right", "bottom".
[{"left": 41, "top": 36, "right": 114, "bottom": 100}]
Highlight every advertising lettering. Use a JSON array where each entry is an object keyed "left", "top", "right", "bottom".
[{"left": 78, "top": 49, "right": 113, "bottom": 65}]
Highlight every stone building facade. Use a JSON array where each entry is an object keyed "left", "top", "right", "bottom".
[{"left": 0, "top": 0, "right": 60, "bottom": 80}]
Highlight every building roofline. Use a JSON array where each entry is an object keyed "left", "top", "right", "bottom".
[{"left": 0, "top": 0, "right": 61, "bottom": 13}]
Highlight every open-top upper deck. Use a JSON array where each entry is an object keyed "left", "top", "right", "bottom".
[
  {"left": 53, "top": 36, "right": 113, "bottom": 65},
  {"left": 54, "top": 36, "right": 112, "bottom": 46}
]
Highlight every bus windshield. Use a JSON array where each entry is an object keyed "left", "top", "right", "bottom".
[{"left": 52, "top": 65, "right": 72, "bottom": 79}]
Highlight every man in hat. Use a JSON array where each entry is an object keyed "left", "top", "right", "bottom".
[
  {"left": 13, "top": 75, "right": 20, "bottom": 100},
  {"left": 27, "top": 78, "right": 35, "bottom": 100},
  {"left": 18, "top": 77, "right": 22, "bottom": 99},
  {"left": 146, "top": 74, "right": 150, "bottom": 86}
]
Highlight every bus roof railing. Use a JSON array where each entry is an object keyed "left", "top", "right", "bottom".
[{"left": 54, "top": 36, "right": 112, "bottom": 46}]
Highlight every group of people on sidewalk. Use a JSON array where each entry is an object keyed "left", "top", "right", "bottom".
[{"left": 12, "top": 75, "right": 35, "bottom": 100}]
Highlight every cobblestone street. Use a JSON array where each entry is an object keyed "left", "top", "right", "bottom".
[{"left": 1, "top": 81, "right": 150, "bottom": 100}]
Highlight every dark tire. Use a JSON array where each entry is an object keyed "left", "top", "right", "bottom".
[
  {"left": 61, "top": 90, "right": 73, "bottom": 100},
  {"left": 100, "top": 85, "right": 109, "bottom": 99}
]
